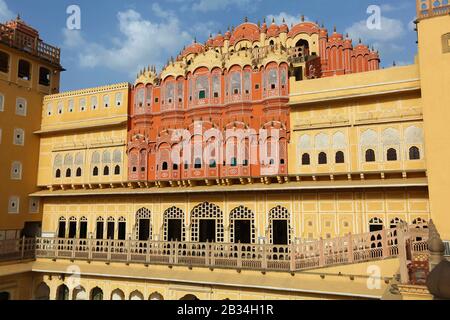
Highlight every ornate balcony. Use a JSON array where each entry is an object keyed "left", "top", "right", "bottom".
[
  {"left": 34, "top": 227, "right": 429, "bottom": 273},
  {"left": 0, "top": 22, "right": 61, "bottom": 65},
  {"left": 0, "top": 238, "right": 36, "bottom": 262}
]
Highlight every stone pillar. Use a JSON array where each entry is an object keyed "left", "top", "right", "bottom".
[
  {"left": 397, "top": 222, "right": 410, "bottom": 284},
  {"left": 428, "top": 220, "right": 445, "bottom": 271}
]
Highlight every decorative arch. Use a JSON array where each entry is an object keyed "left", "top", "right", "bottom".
[
  {"left": 111, "top": 289, "right": 125, "bottom": 300},
  {"left": 269, "top": 206, "right": 291, "bottom": 245},
  {"left": 129, "top": 290, "right": 144, "bottom": 300},
  {"left": 163, "top": 207, "right": 185, "bottom": 242},
  {"left": 56, "top": 284, "right": 69, "bottom": 300},
  {"left": 135, "top": 208, "right": 152, "bottom": 241},
  {"left": 190, "top": 202, "right": 224, "bottom": 243},
  {"left": 149, "top": 292, "right": 164, "bottom": 300},
  {"left": 369, "top": 217, "right": 384, "bottom": 232},
  {"left": 90, "top": 287, "right": 103, "bottom": 300},
  {"left": 230, "top": 206, "right": 255, "bottom": 244},
  {"left": 73, "top": 286, "right": 87, "bottom": 300}
]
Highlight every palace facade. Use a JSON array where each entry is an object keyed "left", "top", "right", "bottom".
[{"left": 1, "top": 0, "right": 450, "bottom": 300}]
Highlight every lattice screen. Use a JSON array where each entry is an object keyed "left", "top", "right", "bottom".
[
  {"left": 190, "top": 202, "right": 224, "bottom": 242},
  {"left": 230, "top": 206, "right": 256, "bottom": 244},
  {"left": 268, "top": 205, "right": 291, "bottom": 244},
  {"left": 163, "top": 207, "right": 186, "bottom": 241}
]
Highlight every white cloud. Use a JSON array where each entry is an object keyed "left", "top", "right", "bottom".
[
  {"left": 345, "top": 16, "right": 410, "bottom": 62},
  {"left": 62, "top": 9, "right": 192, "bottom": 76},
  {"left": 0, "top": 0, "right": 14, "bottom": 22},
  {"left": 191, "top": 0, "right": 260, "bottom": 12},
  {"left": 266, "top": 12, "right": 311, "bottom": 27},
  {"left": 345, "top": 16, "right": 405, "bottom": 43}
]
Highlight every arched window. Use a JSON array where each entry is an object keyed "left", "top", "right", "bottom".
[
  {"left": 231, "top": 72, "right": 241, "bottom": 95},
  {"left": 302, "top": 153, "right": 310, "bottom": 165},
  {"left": 369, "top": 217, "right": 384, "bottom": 232},
  {"left": 335, "top": 151, "right": 345, "bottom": 164},
  {"left": 409, "top": 146, "right": 420, "bottom": 160},
  {"left": 76, "top": 168, "right": 82, "bottom": 177},
  {"left": 55, "top": 169, "right": 61, "bottom": 178},
  {"left": 114, "top": 165, "right": 120, "bottom": 175},
  {"left": 267, "top": 68, "right": 278, "bottom": 90},
  {"left": 387, "top": 148, "right": 398, "bottom": 161},
  {"left": 90, "top": 287, "right": 103, "bottom": 301},
  {"left": 318, "top": 152, "right": 327, "bottom": 165},
  {"left": 162, "top": 162, "right": 168, "bottom": 171},
  {"left": 173, "top": 163, "right": 178, "bottom": 170},
  {"left": 365, "top": 149, "right": 376, "bottom": 162},
  {"left": 103, "top": 166, "right": 110, "bottom": 176},
  {"left": 93, "top": 167, "right": 99, "bottom": 176},
  {"left": 65, "top": 168, "right": 71, "bottom": 178},
  {"left": 209, "top": 159, "right": 217, "bottom": 168},
  {"left": 56, "top": 285, "right": 69, "bottom": 301}
]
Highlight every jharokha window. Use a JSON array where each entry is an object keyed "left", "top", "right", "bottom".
[
  {"left": 165, "top": 82, "right": 175, "bottom": 104},
  {"left": 196, "top": 75, "right": 209, "bottom": 100},
  {"left": 267, "top": 69, "right": 278, "bottom": 90},
  {"left": 135, "top": 88, "right": 145, "bottom": 110},
  {"left": 231, "top": 72, "right": 241, "bottom": 95},
  {"left": 212, "top": 74, "right": 220, "bottom": 98}
]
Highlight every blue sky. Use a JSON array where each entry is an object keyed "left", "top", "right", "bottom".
[{"left": 0, "top": 0, "right": 418, "bottom": 91}]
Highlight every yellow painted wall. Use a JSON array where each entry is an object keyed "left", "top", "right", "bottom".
[
  {"left": 40, "top": 188, "right": 429, "bottom": 241},
  {"left": 0, "top": 43, "right": 61, "bottom": 235},
  {"left": 288, "top": 65, "right": 425, "bottom": 176},
  {"left": 37, "top": 83, "right": 130, "bottom": 187},
  {"left": 417, "top": 15, "right": 450, "bottom": 240}
]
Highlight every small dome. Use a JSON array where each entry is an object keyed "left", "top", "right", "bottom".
[
  {"left": 279, "top": 19, "right": 289, "bottom": 33},
  {"left": 267, "top": 22, "right": 280, "bottom": 37},
  {"left": 288, "top": 22, "right": 320, "bottom": 38},
  {"left": 230, "top": 22, "right": 261, "bottom": 44},
  {"left": 182, "top": 42, "right": 205, "bottom": 56}
]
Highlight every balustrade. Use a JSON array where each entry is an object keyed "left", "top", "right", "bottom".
[{"left": 30, "top": 226, "right": 430, "bottom": 273}]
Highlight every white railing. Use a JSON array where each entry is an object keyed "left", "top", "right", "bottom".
[{"left": 34, "top": 227, "right": 429, "bottom": 272}]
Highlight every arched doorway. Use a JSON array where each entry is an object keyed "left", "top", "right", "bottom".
[
  {"left": 163, "top": 207, "right": 185, "bottom": 242},
  {"left": 191, "top": 202, "right": 224, "bottom": 243},
  {"left": 295, "top": 39, "right": 310, "bottom": 56},
  {"left": 135, "top": 208, "right": 151, "bottom": 241},
  {"left": 35, "top": 282, "right": 50, "bottom": 300},
  {"left": 230, "top": 206, "right": 255, "bottom": 244},
  {"left": 180, "top": 294, "right": 200, "bottom": 301},
  {"left": 90, "top": 287, "right": 103, "bottom": 300},
  {"left": 73, "top": 286, "right": 87, "bottom": 300},
  {"left": 269, "top": 206, "right": 291, "bottom": 245},
  {"left": 149, "top": 292, "right": 164, "bottom": 300},
  {"left": 56, "top": 284, "right": 69, "bottom": 300},
  {"left": 130, "top": 290, "right": 144, "bottom": 300},
  {"left": 111, "top": 289, "right": 125, "bottom": 300}
]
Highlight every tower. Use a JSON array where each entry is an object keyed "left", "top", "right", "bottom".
[
  {"left": 0, "top": 16, "right": 63, "bottom": 239},
  {"left": 416, "top": 0, "right": 450, "bottom": 240}
]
